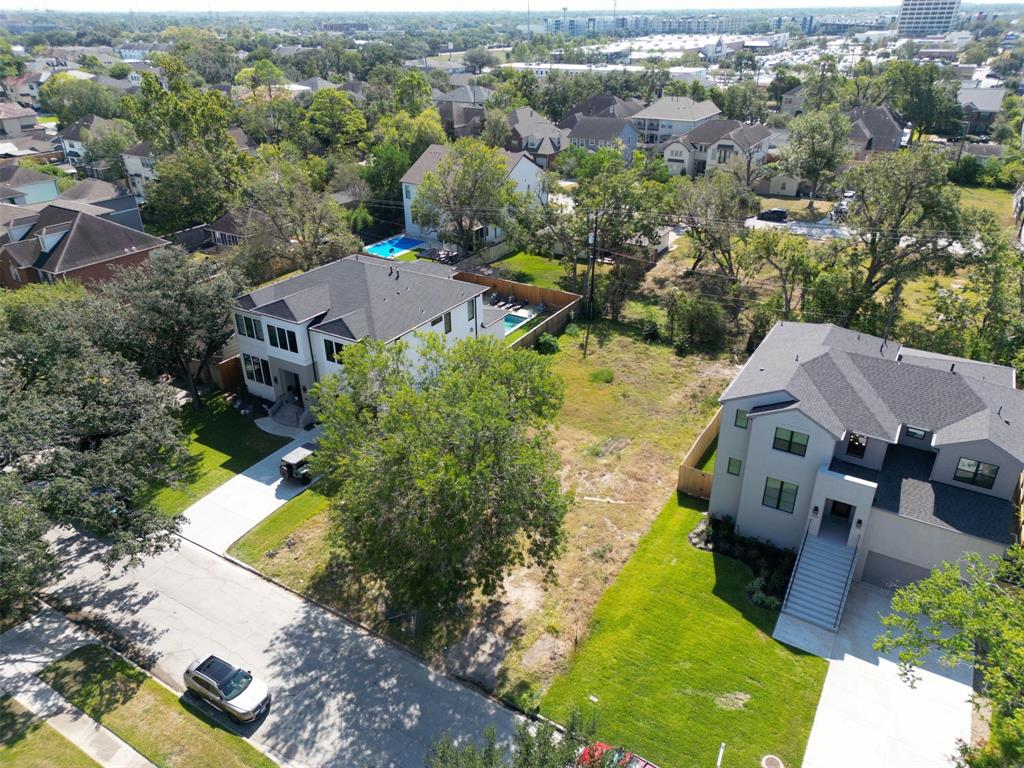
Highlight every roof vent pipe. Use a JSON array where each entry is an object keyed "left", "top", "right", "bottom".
[{"left": 950, "top": 363, "right": 956, "bottom": 373}]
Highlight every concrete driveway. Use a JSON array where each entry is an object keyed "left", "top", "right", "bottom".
[
  {"left": 178, "top": 430, "right": 320, "bottom": 554},
  {"left": 801, "top": 584, "right": 973, "bottom": 768},
  {"left": 47, "top": 532, "right": 520, "bottom": 768}
]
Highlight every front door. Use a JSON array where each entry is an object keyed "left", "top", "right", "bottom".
[
  {"left": 287, "top": 371, "right": 302, "bottom": 406},
  {"left": 830, "top": 501, "right": 854, "bottom": 521}
]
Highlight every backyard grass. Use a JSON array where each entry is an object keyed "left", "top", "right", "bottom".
[
  {"left": 0, "top": 696, "right": 100, "bottom": 768},
  {"left": 957, "top": 185, "right": 1014, "bottom": 229},
  {"left": 697, "top": 436, "right": 718, "bottom": 472},
  {"left": 152, "top": 394, "right": 289, "bottom": 516},
  {"left": 38, "top": 645, "right": 277, "bottom": 768},
  {"left": 492, "top": 251, "right": 609, "bottom": 293},
  {"left": 542, "top": 494, "right": 827, "bottom": 768}
]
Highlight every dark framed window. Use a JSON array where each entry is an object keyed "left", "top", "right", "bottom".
[
  {"left": 444, "top": 312, "right": 452, "bottom": 334},
  {"left": 906, "top": 427, "right": 926, "bottom": 440},
  {"left": 430, "top": 316, "right": 443, "bottom": 327},
  {"left": 953, "top": 457, "right": 999, "bottom": 489},
  {"left": 734, "top": 409, "right": 749, "bottom": 429},
  {"left": 846, "top": 433, "right": 867, "bottom": 459},
  {"left": 727, "top": 457, "right": 742, "bottom": 475},
  {"left": 236, "top": 314, "right": 263, "bottom": 341},
  {"left": 762, "top": 477, "right": 798, "bottom": 513},
  {"left": 467, "top": 300, "right": 475, "bottom": 321},
  {"left": 324, "top": 339, "right": 345, "bottom": 364},
  {"left": 773, "top": 427, "right": 809, "bottom": 457},
  {"left": 268, "top": 325, "right": 297, "bottom": 353},
  {"left": 242, "top": 353, "right": 271, "bottom": 386}
]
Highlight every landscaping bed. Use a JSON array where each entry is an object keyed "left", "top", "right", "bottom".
[
  {"left": 541, "top": 494, "right": 827, "bottom": 768},
  {"left": 37, "top": 645, "right": 277, "bottom": 768},
  {"left": 0, "top": 696, "right": 99, "bottom": 768},
  {"left": 152, "top": 393, "right": 289, "bottom": 516}
]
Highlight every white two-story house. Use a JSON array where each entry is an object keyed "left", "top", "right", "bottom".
[
  {"left": 233, "top": 254, "right": 492, "bottom": 426},
  {"left": 658, "top": 119, "right": 772, "bottom": 178},
  {"left": 709, "top": 322, "right": 1022, "bottom": 634},
  {"left": 628, "top": 95, "right": 721, "bottom": 145},
  {"left": 400, "top": 143, "right": 546, "bottom": 248}
]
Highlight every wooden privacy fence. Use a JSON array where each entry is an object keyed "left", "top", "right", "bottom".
[
  {"left": 453, "top": 271, "right": 583, "bottom": 351},
  {"left": 677, "top": 407, "right": 722, "bottom": 499},
  {"left": 509, "top": 300, "right": 581, "bottom": 349}
]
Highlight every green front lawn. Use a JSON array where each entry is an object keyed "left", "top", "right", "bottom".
[
  {"left": 228, "top": 487, "right": 330, "bottom": 570},
  {"left": 38, "top": 645, "right": 276, "bottom": 768},
  {"left": 153, "top": 394, "right": 289, "bottom": 516},
  {"left": 541, "top": 494, "right": 827, "bottom": 768},
  {"left": 0, "top": 696, "right": 100, "bottom": 768}
]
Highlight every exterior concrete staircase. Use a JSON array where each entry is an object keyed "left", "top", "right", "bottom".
[
  {"left": 781, "top": 536, "right": 856, "bottom": 630},
  {"left": 272, "top": 402, "right": 303, "bottom": 427}
]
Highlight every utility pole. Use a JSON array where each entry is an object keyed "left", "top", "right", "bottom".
[{"left": 582, "top": 215, "right": 598, "bottom": 358}]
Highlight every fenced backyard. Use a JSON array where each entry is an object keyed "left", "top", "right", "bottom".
[
  {"left": 453, "top": 271, "right": 582, "bottom": 349},
  {"left": 676, "top": 408, "right": 721, "bottom": 499}
]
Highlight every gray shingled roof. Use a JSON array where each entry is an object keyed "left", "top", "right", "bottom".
[
  {"left": 0, "top": 164, "right": 56, "bottom": 188},
  {"left": 58, "top": 114, "right": 114, "bottom": 142},
  {"left": 630, "top": 96, "right": 720, "bottom": 123},
  {"left": 59, "top": 178, "right": 121, "bottom": 203},
  {"left": 957, "top": 85, "right": 1006, "bottom": 113},
  {"left": 831, "top": 446, "right": 1016, "bottom": 544},
  {"left": 567, "top": 116, "right": 630, "bottom": 142},
  {"left": 724, "top": 322, "right": 1024, "bottom": 460},
  {"left": 0, "top": 204, "right": 167, "bottom": 274},
  {"left": 235, "top": 255, "right": 487, "bottom": 342},
  {"left": 400, "top": 143, "right": 532, "bottom": 186}
]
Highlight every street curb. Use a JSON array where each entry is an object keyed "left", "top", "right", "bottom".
[
  {"left": 35, "top": 601, "right": 300, "bottom": 768},
  {"left": 178, "top": 532, "right": 540, "bottom": 730}
]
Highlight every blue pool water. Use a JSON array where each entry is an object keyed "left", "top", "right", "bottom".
[
  {"left": 504, "top": 313, "right": 529, "bottom": 334},
  {"left": 364, "top": 235, "right": 426, "bottom": 259}
]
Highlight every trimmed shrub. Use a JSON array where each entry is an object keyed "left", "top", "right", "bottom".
[
  {"left": 535, "top": 333, "right": 560, "bottom": 354},
  {"left": 588, "top": 368, "right": 614, "bottom": 384}
]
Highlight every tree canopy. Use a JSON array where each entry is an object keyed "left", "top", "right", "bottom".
[
  {"left": 411, "top": 138, "right": 517, "bottom": 255},
  {"left": 311, "top": 335, "right": 569, "bottom": 627}
]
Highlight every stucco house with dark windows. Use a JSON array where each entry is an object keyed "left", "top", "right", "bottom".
[
  {"left": 232, "top": 255, "right": 501, "bottom": 428},
  {"left": 709, "top": 321, "right": 1023, "bottom": 636}
]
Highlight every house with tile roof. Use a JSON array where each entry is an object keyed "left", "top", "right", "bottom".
[
  {"left": 709, "top": 321, "right": 1024, "bottom": 634},
  {"left": 658, "top": 118, "right": 772, "bottom": 177},
  {"left": 232, "top": 255, "right": 491, "bottom": 426},
  {"left": 400, "top": 144, "right": 545, "bottom": 247},
  {"left": 0, "top": 203, "right": 167, "bottom": 289}
]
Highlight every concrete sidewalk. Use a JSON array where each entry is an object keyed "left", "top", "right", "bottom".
[
  {"left": 178, "top": 429, "right": 320, "bottom": 554},
  {"left": 0, "top": 608, "right": 154, "bottom": 768}
]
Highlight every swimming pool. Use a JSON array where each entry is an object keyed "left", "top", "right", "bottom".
[
  {"left": 364, "top": 235, "right": 426, "bottom": 259},
  {"left": 503, "top": 313, "right": 530, "bottom": 334}
]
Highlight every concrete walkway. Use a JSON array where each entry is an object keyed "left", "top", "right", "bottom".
[
  {"left": 798, "top": 584, "right": 973, "bottom": 768},
  {"left": 178, "top": 429, "right": 320, "bottom": 554},
  {"left": 0, "top": 607, "right": 154, "bottom": 768}
]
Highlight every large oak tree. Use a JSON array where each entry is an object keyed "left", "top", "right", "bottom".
[{"left": 311, "top": 335, "right": 570, "bottom": 628}]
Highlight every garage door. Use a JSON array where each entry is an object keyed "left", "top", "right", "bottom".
[{"left": 861, "top": 551, "right": 931, "bottom": 589}]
